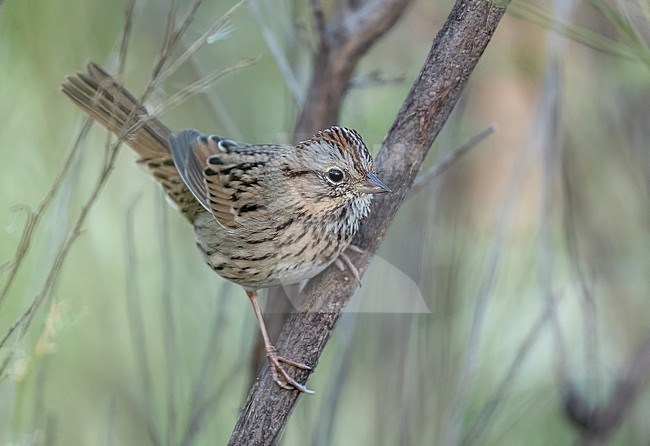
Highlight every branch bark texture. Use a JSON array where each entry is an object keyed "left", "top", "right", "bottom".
[
  {"left": 229, "top": 1, "right": 508, "bottom": 444},
  {"left": 260, "top": 0, "right": 412, "bottom": 379}
]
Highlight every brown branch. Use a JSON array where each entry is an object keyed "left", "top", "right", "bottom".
[
  {"left": 228, "top": 1, "right": 508, "bottom": 444},
  {"left": 295, "top": 0, "right": 413, "bottom": 139},
  {"left": 255, "top": 0, "right": 415, "bottom": 384},
  {"left": 309, "top": 0, "right": 328, "bottom": 49}
]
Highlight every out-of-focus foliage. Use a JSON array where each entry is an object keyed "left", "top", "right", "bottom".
[{"left": 0, "top": 0, "right": 648, "bottom": 445}]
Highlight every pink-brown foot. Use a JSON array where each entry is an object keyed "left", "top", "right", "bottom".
[{"left": 266, "top": 345, "right": 314, "bottom": 394}]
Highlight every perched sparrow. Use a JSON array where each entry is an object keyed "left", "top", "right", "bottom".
[{"left": 62, "top": 63, "right": 390, "bottom": 393}]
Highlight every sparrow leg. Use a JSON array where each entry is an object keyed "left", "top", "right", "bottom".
[
  {"left": 347, "top": 244, "right": 365, "bottom": 254},
  {"left": 246, "top": 290, "right": 314, "bottom": 394},
  {"left": 336, "top": 249, "right": 363, "bottom": 287}
]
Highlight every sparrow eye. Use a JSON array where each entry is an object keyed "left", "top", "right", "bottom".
[{"left": 326, "top": 168, "right": 344, "bottom": 184}]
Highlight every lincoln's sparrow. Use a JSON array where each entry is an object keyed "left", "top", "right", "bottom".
[{"left": 62, "top": 63, "right": 390, "bottom": 393}]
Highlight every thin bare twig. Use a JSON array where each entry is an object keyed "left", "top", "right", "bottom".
[
  {"left": 161, "top": 0, "right": 179, "bottom": 55},
  {"left": 0, "top": 135, "right": 123, "bottom": 375},
  {"left": 1, "top": 0, "right": 248, "bottom": 385},
  {"left": 0, "top": 0, "right": 143, "bottom": 352},
  {"left": 168, "top": 0, "right": 206, "bottom": 52},
  {"left": 249, "top": 0, "right": 305, "bottom": 104},
  {"left": 118, "top": 0, "right": 137, "bottom": 77},
  {"left": 148, "top": 0, "right": 201, "bottom": 89},
  {"left": 148, "top": 55, "right": 261, "bottom": 118},
  {"left": 410, "top": 125, "right": 496, "bottom": 196},
  {"left": 0, "top": 120, "right": 91, "bottom": 310},
  {"left": 150, "top": 0, "right": 247, "bottom": 95},
  {"left": 350, "top": 70, "right": 406, "bottom": 88}
]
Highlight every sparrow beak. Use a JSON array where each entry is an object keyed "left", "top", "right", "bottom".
[{"left": 357, "top": 172, "right": 392, "bottom": 194}]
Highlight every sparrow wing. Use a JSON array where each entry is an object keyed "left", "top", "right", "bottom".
[{"left": 170, "top": 130, "right": 283, "bottom": 229}]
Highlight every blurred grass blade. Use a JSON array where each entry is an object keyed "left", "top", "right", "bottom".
[
  {"left": 510, "top": 0, "right": 650, "bottom": 67},
  {"left": 207, "top": 18, "right": 234, "bottom": 43}
]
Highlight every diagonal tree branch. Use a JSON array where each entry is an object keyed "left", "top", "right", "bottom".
[
  {"left": 228, "top": 1, "right": 508, "bottom": 444},
  {"left": 258, "top": 0, "right": 415, "bottom": 383}
]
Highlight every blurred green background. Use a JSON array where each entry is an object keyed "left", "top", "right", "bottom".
[{"left": 1, "top": 0, "right": 648, "bottom": 444}]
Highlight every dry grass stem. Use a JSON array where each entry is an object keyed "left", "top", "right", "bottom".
[
  {"left": 350, "top": 70, "right": 406, "bottom": 88},
  {"left": 148, "top": 55, "right": 261, "bottom": 118},
  {"left": 118, "top": 0, "right": 137, "bottom": 77},
  {"left": 410, "top": 125, "right": 496, "bottom": 196},
  {"left": 150, "top": 0, "right": 247, "bottom": 95},
  {"left": 249, "top": 0, "right": 305, "bottom": 104},
  {"left": 0, "top": 120, "right": 92, "bottom": 311}
]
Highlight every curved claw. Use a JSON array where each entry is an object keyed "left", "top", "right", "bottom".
[
  {"left": 347, "top": 244, "right": 365, "bottom": 254},
  {"left": 266, "top": 347, "right": 315, "bottom": 394},
  {"left": 276, "top": 355, "right": 312, "bottom": 370}
]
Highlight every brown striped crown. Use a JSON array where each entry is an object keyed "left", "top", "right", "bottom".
[{"left": 299, "top": 126, "right": 375, "bottom": 173}]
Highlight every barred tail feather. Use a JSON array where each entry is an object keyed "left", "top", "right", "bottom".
[
  {"left": 61, "top": 62, "right": 202, "bottom": 221},
  {"left": 61, "top": 63, "right": 171, "bottom": 160}
]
